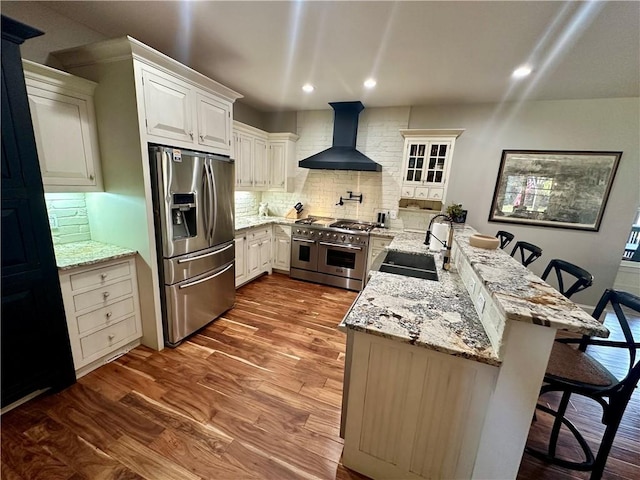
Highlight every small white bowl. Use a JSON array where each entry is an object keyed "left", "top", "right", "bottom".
[{"left": 469, "top": 234, "right": 499, "bottom": 250}]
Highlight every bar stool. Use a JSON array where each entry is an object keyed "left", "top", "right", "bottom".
[
  {"left": 525, "top": 289, "right": 640, "bottom": 480},
  {"left": 496, "top": 230, "right": 515, "bottom": 249},
  {"left": 510, "top": 241, "right": 542, "bottom": 267},
  {"left": 541, "top": 259, "right": 593, "bottom": 299}
]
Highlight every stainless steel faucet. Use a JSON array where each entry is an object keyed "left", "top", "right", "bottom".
[{"left": 425, "top": 214, "right": 454, "bottom": 271}]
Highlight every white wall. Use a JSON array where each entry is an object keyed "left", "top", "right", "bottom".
[
  {"left": 44, "top": 193, "right": 91, "bottom": 244},
  {"left": 410, "top": 98, "right": 640, "bottom": 306},
  {"left": 262, "top": 107, "right": 410, "bottom": 225}
]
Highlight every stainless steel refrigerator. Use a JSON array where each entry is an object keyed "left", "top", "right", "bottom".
[{"left": 149, "top": 144, "right": 235, "bottom": 346}]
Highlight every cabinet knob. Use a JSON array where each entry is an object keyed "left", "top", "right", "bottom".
[
  {"left": 199, "top": 134, "right": 204, "bottom": 141},
  {"left": 108, "top": 334, "right": 115, "bottom": 341},
  {"left": 103, "top": 292, "right": 110, "bottom": 299},
  {"left": 101, "top": 273, "right": 108, "bottom": 280},
  {"left": 189, "top": 131, "right": 194, "bottom": 139},
  {"left": 89, "top": 174, "right": 95, "bottom": 181},
  {"left": 106, "top": 311, "right": 113, "bottom": 318}
]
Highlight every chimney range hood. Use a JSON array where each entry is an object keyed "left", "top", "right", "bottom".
[{"left": 298, "top": 101, "right": 382, "bottom": 172}]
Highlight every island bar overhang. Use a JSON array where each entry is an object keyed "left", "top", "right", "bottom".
[{"left": 339, "top": 227, "right": 608, "bottom": 480}]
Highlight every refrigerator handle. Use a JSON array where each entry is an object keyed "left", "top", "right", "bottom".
[
  {"left": 201, "top": 163, "right": 211, "bottom": 243},
  {"left": 178, "top": 263, "right": 233, "bottom": 289},
  {"left": 207, "top": 161, "right": 216, "bottom": 243}
]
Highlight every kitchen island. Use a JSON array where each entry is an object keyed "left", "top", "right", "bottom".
[{"left": 340, "top": 227, "right": 608, "bottom": 480}]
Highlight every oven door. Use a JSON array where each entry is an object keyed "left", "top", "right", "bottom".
[
  {"left": 317, "top": 241, "right": 366, "bottom": 280},
  {"left": 291, "top": 237, "right": 318, "bottom": 271}
]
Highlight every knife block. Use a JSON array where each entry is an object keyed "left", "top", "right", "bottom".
[{"left": 285, "top": 208, "right": 300, "bottom": 219}]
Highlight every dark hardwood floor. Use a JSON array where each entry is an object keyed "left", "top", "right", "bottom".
[{"left": 1, "top": 272, "right": 638, "bottom": 479}]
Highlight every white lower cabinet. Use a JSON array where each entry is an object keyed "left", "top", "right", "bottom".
[
  {"left": 272, "top": 225, "right": 292, "bottom": 271},
  {"left": 235, "top": 226, "right": 272, "bottom": 287},
  {"left": 59, "top": 256, "right": 142, "bottom": 378},
  {"left": 367, "top": 234, "right": 395, "bottom": 273}
]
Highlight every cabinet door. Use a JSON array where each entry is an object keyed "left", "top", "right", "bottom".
[
  {"left": 142, "top": 69, "right": 193, "bottom": 143},
  {"left": 268, "top": 141, "right": 286, "bottom": 190},
  {"left": 235, "top": 133, "right": 253, "bottom": 188},
  {"left": 259, "top": 236, "right": 271, "bottom": 271},
  {"left": 423, "top": 142, "right": 450, "bottom": 185},
  {"left": 253, "top": 137, "right": 268, "bottom": 188},
  {"left": 196, "top": 91, "right": 231, "bottom": 155},
  {"left": 273, "top": 234, "right": 291, "bottom": 271},
  {"left": 234, "top": 234, "right": 247, "bottom": 287},
  {"left": 247, "top": 239, "right": 261, "bottom": 278},
  {"left": 26, "top": 87, "right": 98, "bottom": 188},
  {"left": 403, "top": 141, "right": 428, "bottom": 185},
  {"left": 1, "top": 21, "right": 76, "bottom": 407}
]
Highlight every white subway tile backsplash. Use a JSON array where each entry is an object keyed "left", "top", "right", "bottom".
[
  {"left": 45, "top": 193, "right": 92, "bottom": 245},
  {"left": 261, "top": 106, "right": 410, "bottom": 228}
]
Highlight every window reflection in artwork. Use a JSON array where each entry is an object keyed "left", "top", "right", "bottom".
[{"left": 489, "top": 150, "right": 622, "bottom": 231}]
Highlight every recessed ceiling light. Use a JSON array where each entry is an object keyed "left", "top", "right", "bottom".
[
  {"left": 302, "top": 84, "right": 315, "bottom": 93},
  {"left": 512, "top": 65, "right": 532, "bottom": 78},
  {"left": 364, "top": 78, "right": 377, "bottom": 88}
]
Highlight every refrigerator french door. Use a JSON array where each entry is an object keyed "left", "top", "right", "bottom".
[{"left": 149, "top": 144, "right": 235, "bottom": 346}]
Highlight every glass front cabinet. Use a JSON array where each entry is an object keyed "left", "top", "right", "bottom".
[{"left": 399, "top": 129, "right": 464, "bottom": 203}]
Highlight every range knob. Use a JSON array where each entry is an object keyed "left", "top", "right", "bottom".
[
  {"left": 356, "top": 237, "right": 360, "bottom": 242},
  {"left": 318, "top": 232, "right": 323, "bottom": 237},
  {"left": 296, "top": 229, "right": 301, "bottom": 234},
  {"left": 341, "top": 235, "right": 346, "bottom": 241},
  {"left": 309, "top": 230, "right": 314, "bottom": 236},
  {"left": 349, "top": 236, "right": 354, "bottom": 242},
  {"left": 333, "top": 234, "right": 338, "bottom": 239}
]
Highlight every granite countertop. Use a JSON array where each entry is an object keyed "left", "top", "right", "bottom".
[
  {"left": 235, "top": 215, "right": 296, "bottom": 232},
  {"left": 370, "top": 227, "right": 403, "bottom": 238},
  {"left": 54, "top": 241, "right": 137, "bottom": 270},
  {"left": 453, "top": 227, "right": 609, "bottom": 337},
  {"left": 343, "top": 231, "right": 500, "bottom": 366}
]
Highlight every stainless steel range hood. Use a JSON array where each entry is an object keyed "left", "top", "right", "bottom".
[{"left": 298, "top": 101, "right": 382, "bottom": 172}]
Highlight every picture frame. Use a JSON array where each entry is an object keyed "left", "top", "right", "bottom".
[{"left": 488, "top": 150, "right": 622, "bottom": 232}]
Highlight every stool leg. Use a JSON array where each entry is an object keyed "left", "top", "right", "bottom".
[{"left": 548, "top": 391, "right": 572, "bottom": 457}]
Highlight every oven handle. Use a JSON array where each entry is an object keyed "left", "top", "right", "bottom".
[
  {"left": 319, "top": 241, "right": 363, "bottom": 251},
  {"left": 293, "top": 238, "right": 317, "bottom": 244}
]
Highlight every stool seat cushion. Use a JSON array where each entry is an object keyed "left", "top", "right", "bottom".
[{"left": 546, "top": 342, "right": 618, "bottom": 387}]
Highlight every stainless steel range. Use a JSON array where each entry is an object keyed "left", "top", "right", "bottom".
[{"left": 290, "top": 216, "right": 377, "bottom": 291}]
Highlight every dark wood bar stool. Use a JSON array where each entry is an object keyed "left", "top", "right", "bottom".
[
  {"left": 510, "top": 241, "right": 542, "bottom": 267},
  {"left": 525, "top": 289, "right": 640, "bottom": 480},
  {"left": 496, "top": 230, "right": 514, "bottom": 249},
  {"left": 541, "top": 259, "right": 594, "bottom": 299}
]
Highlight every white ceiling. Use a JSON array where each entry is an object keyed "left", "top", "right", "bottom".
[{"left": 13, "top": 1, "right": 640, "bottom": 112}]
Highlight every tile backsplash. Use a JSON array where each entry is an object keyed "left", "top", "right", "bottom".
[
  {"left": 235, "top": 191, "right": 262, "bottom": 217},
  {"left": 45, "top": 193, "right": 91, "bottom": 244},
  {"left": 261, "top": 106, "right": 410, "bottom": 227}
]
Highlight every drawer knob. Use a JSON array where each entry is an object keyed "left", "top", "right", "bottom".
[
  {"left": 108, "top": 334, "right": 115, "bottom": 341},
  {"left": 101, "top": 273, "right": 108, "bottom": 280},
  {"left": 106, "top": 312, "right": 113, "bottom": 318},
  {"left": 103, "top": 292, "right": 110, "bottom": 299}
]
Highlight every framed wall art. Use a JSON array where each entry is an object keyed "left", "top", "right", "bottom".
[{"left": 488, "top": 150, "right": 622, "bottom": 231}]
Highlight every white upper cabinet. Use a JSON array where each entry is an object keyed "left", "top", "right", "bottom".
[
  {"left": 141, "top": 65, "right": 232, "bottom": 156},
  {"left": 196, "top": 91, "right": 231, "bottom": 152},
  {"left": 399, "top": 129, "right": 464, "bottom": 203},
  {"left": 268, "top": 132, "right": 299, "bottom": 192},
  {"left": 23, "top": 60, "right": 102, "bottom": 192},
  {"left": 142, "top": 68, "right": 193, "bottom": 143},
  {"left": 233, "top": 121, "right": 298, "bottom": 192}
]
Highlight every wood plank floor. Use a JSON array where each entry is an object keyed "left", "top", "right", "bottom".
[{"left": 1, "top": 272, "right": 638, "bottom": 479}]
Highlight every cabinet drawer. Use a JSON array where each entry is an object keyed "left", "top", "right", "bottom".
[
  {"left": 73, "top": 279, "right": 133, "bottom": 312},
  {"left": 429, "top": 188, "right": 444, "bottom": 200},
  {"left": 247, "top": 227, "right": 270, "bottom": 240},
  {"left": 400, "top": 186, "right": 415, "bottom": 198},
  {"left": 70, "top": 261, "right": 131, "bottom": 291},
  {"left": 80, "top": 316, "right": 138, "bottom": 360},
  {"left": 273, "top": 225, "right": 291, "bottom": 237},
  {"left": 415, "top": 187, "right": 429, "bottom": 199},
  {"left": 76, "top": 296, "right": 135, "bottom": 335},
  {"left": 371, "top": 237, "right": 391, "bottom": 249}
]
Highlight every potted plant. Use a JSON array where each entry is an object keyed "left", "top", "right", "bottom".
[{"left": 446, "top": 203, "right": 468, "bottom": 223}]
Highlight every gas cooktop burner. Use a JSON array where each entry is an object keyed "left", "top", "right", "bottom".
[{"left": 329, "top": 220, "right": 376, "bottom": 232}]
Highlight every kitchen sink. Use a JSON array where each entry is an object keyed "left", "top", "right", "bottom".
[{"left": 379, "top": 251, "right": 439, "bottom": 281}]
